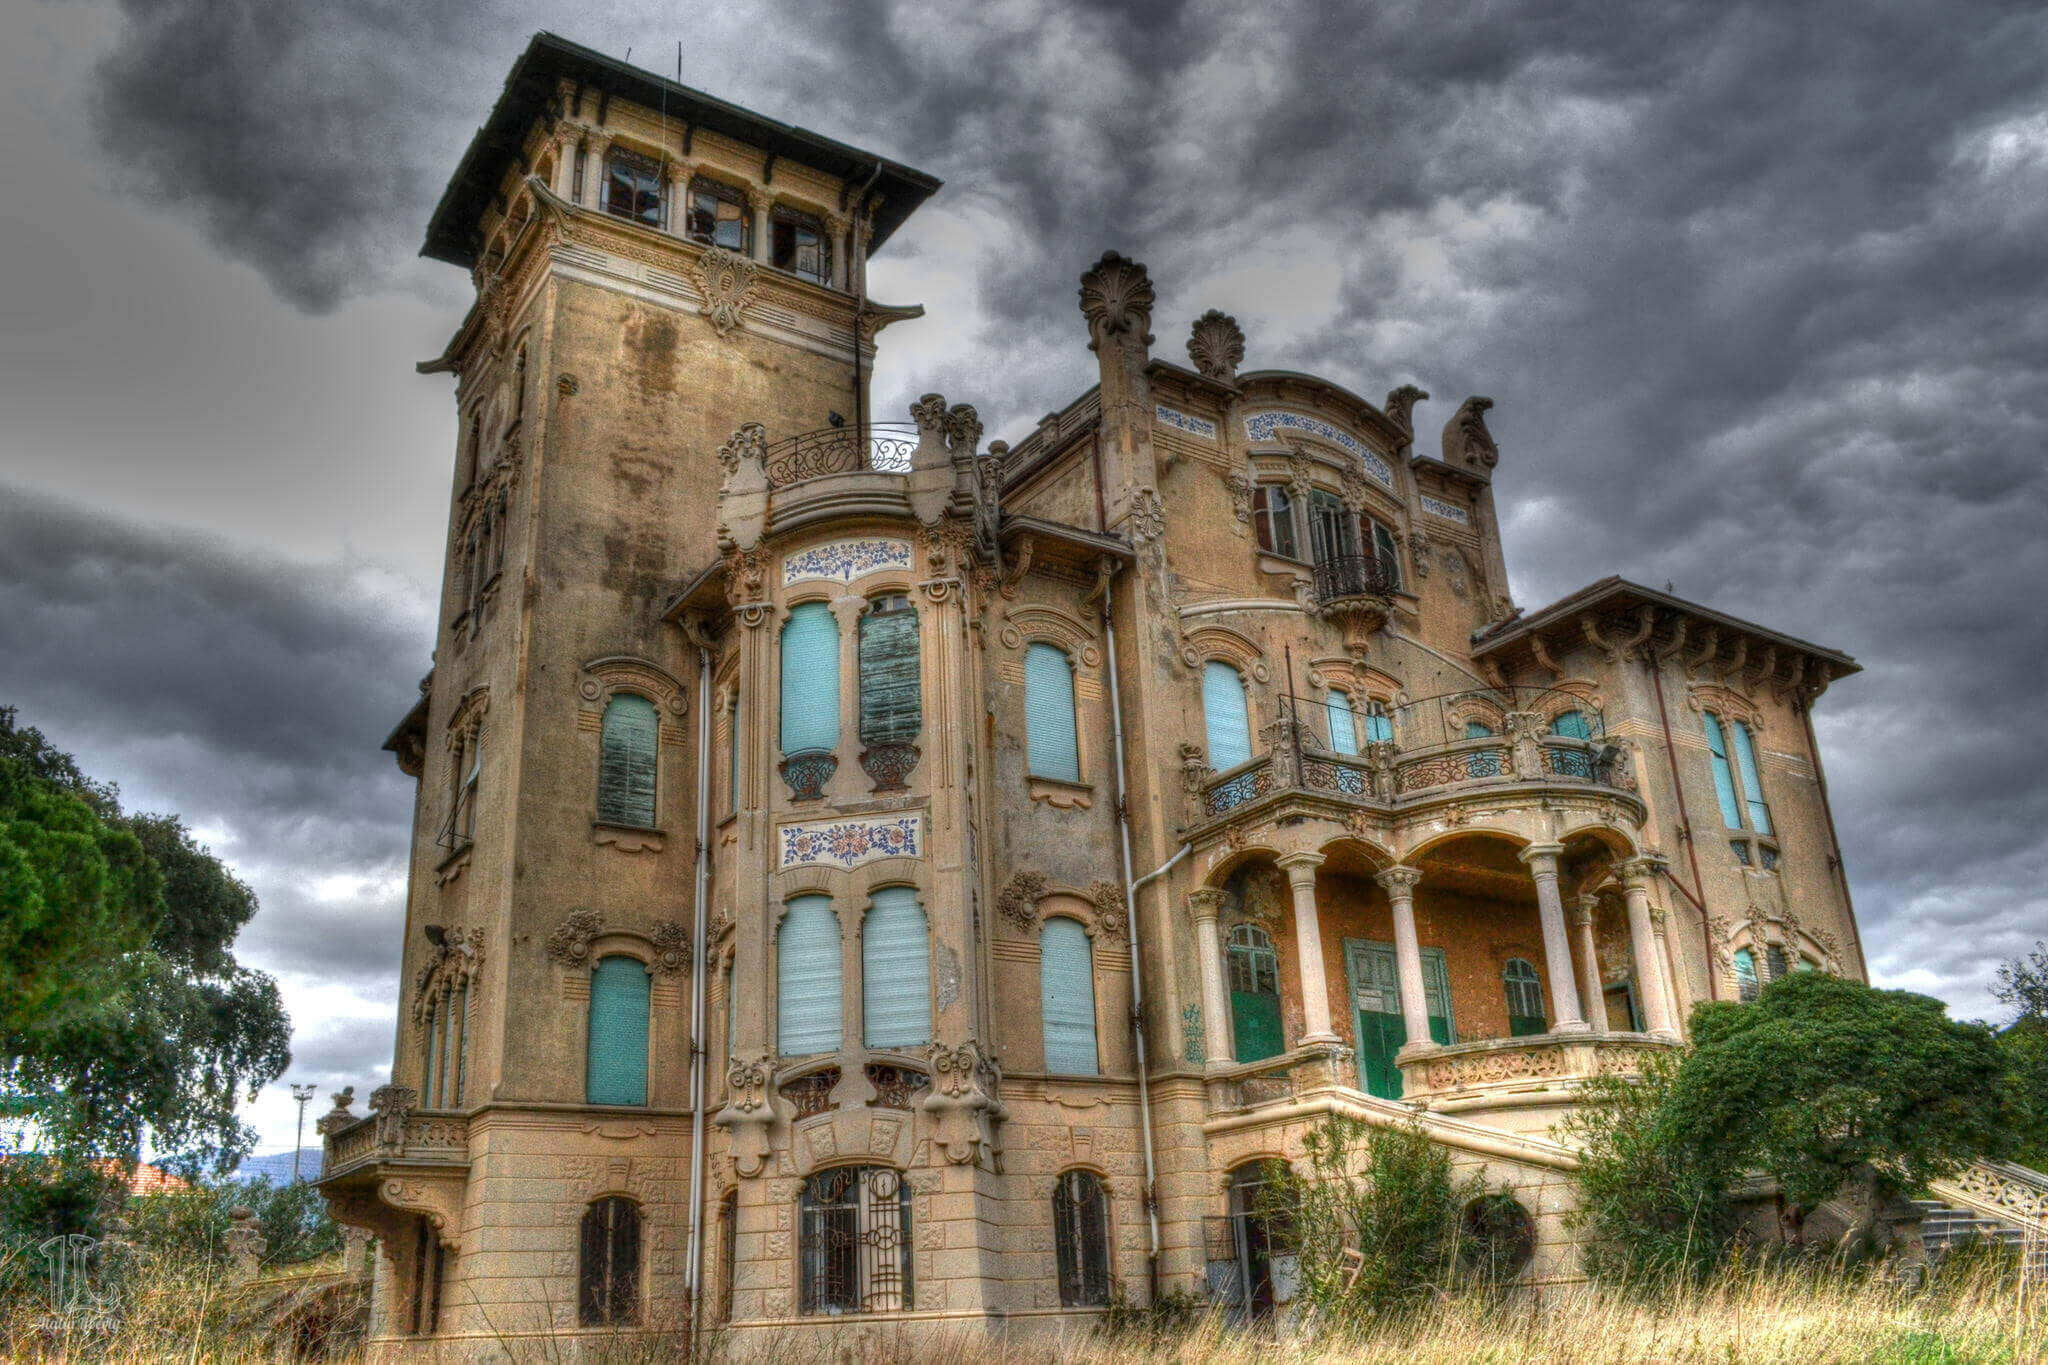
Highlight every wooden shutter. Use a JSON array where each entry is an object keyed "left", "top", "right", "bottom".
[
  {"left": 1325, "top": 689, "right": 1359, "bottom": 754},
  {"left": 1728, "top": 720, "right": 1773, "bottom": 834},
  {"left": 1549, "top": 709, "right": 1593, "bottom": 740},
  {"left": 1040, "top": 917, "right": 1099, "bottom": 1075},
  {"left": 1024, "top": 643, "right": 1081, "bottom": 781},
  {"left": 858, "top": 600, "right": 921, "bottom": 745},
  {"left": 1733, "top": 948, "right": 1760, "bottom": 1001},
  {"left": 598, "top": 693, "right": 659, "bottom": 827},
  {"left": 1364, "top": 703, "right": 1393, "bottom": 745},
  {"left": 586, "top": 956, "right": 650, "bottom": 1106},
  {"left": 1702, "top": 713, "right": 1745, "bottom": 830},
  {"left": 777, "top": 895, "right": 842, "bottom": 1055},
  {"left": 1504, "top": 958, "right": 1546, "bottom": 1036},
  {"left": 779, "top": 603, "right": 841, "bottom": 756},
  {"left": 1202, "top": 662, "right": 1253, "bottom": 771},
  {"left": 862, "top": 887, "right": 931, "bottom": 1049}
]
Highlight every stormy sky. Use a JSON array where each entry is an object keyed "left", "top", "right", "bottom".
[{"left": 2, "top": 1, "right": 2042, "bottom": 1153}]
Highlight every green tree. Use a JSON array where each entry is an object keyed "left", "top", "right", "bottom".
[
  {"left": 1994, "top": 942, "right": 2048, "bottom": 1022},
  {"left": 0, "top": 708, "right": 290, "bottom": 1172},
  {"left": 1994, "top": 944, "right": 2048, "bottom": 1170},
  {"left": 1669, "top": 972, "right": 2013, "bottom": 1243}
]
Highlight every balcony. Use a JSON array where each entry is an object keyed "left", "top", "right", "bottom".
[
  {"left": 761, "top": 422, "right": 919, "bottom": 488},
  {"left": 1310, "top": 552, "right": 1400, "bottom": 607},
  {"left": 1396, "top": 1032, "right": 1676, "bottom": 1109}
]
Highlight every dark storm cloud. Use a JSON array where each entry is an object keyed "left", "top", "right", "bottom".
[{"left": 77, "top": 0, "right": 2048, "bottom": 1023}]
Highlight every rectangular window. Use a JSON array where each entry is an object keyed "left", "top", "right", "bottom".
[
  {"left": 603, "top": 149, "right": 664, "bottom": 228},
  {"left": 586, "top": 956, "right": 651, "bottom": 1106},
  {"left": 1040, "top": 918, "right": 1099, "bottom": 1075},
  {"left": 1325, "top": 690, "right": 1359, "bottom": 755},
  {"left": 1727, "top": 719, "right": 1773, "bottom": 835},
  {"left": 858, "top": 597, "right": 920, "bottom": 746},
  {"left": 777, "top": 895, "right": 842, "bottom": 1056},
  {"left": 597, "top": 693, "right": 659, "bottom": 828},
  {"left": 1024, "top": 643, "right": 1082, "bottom": 782},
  {"left": 688, "top": 179, "right": 750, "bottom": 253},
  {"left": 1307, "top": 490, "right": 1358, "bottom": 566},
  {"left": 771, "top": 208, "right": 830, "bottom": 285},
  {"left": 1702, "top": 713, "right": 1745, "bottom": 830},
  {"left": 862, "top": 888, "right": 931, "bottom": 1050},
  {"left": 1251, "top": 485, "right": 1298, "bottom": 558},
  {"left": 1363, "top": 702, "right": 1393, "bottom": 745}
]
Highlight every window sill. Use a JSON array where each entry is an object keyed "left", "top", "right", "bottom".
[
  {"left": 593, "top": 822, "right": 666, "bottom": 854},
  {"left": 1256, "top": 551, "right": 1313, "bottom": 574},
  {"left": 1027, "top": 774, "right": 1094, "bottom": 810}
]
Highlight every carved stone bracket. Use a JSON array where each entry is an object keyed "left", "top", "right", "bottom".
[
  {"left": 379, "top": 1175, "right": 468, "bottom": 1252},
  {"left": 715, "top": 1053, "right": 778, "bottom": 1178},
  {"left": 922, "top": 1039, "right": 1006, "bottom": 1169}
]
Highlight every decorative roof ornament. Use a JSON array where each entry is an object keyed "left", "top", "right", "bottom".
[
  {"left": 694, "top": 245, "right": 759, "bottom": 337},
  {"left": 1442, "top": 396, "right": 1500, "bottom": 471},
  {"left": 1384, "top": 385, "right": 1429, "bottom": 438},
  {"left": 1078, "top": 250, "right": 1155, "bottom": 352},
  {"left": 1187, "top": 309, "right": 1244, "bottom": 383}
]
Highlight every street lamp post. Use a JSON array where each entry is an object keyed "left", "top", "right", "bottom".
[{"left": 289, "top": 1084, "right": 318, "bottom": 1183}]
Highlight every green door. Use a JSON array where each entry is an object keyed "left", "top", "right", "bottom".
[
  {"left": 1227, "top": 925, "right": 1285, "bottom": 1061},
  {"left": 1345, "top": 940, "right": 1452, "bottom": 1099}
]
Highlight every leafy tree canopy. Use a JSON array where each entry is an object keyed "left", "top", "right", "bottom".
[
  {"left": 1668, "top": 971, "right": 2013, "bottom": 1219},
  {"left": 0, "top": 707, "right": 290, "bottom": 1172},
  {"left": 1995, "top": 941, "right": 2048, "bottom": 1023}
]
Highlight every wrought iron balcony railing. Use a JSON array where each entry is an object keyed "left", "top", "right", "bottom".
[
  {"left": 763, "top": 423, "right": 919, "bottom": 488},
  {"left": 1311, "top": 553, "right": 1401, "bottom": 606}
]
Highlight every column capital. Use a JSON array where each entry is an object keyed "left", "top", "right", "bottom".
[
  {"left": 1374, "top": 865, "right": 1423, "bottom": 893},
  {"left": 1569, "top": 894, "right": 1599, "bottom": 928},
  {"left": 1619, "top": 853, "right": 1670, "bottom": 887},
  {"left": 1274, "top": 850, "right": 1326, "bottom": 883},
  {"left": 1517, "top": 842, "right": 1564, "bottom": 870},
  {"left": 1187, "top": 887, "right": 1227, "bottom": 924}
]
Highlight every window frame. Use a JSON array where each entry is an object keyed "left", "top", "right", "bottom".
[
  {"left": 1250, "top": 483, "right": 1301, "bottom": 559},
  {"left": 585, "top": 954, "right": 652, "bottom": 1107},
  {"left": 1052, "top": 1168, "right": 1113, "bottom": 1307},
  {"left": 1023, "top": 641, "right": 1083, "bottom": 783},
  {"left": 601, "top": 146, "right": 665, "bottom": 229},
  {"left": 1733, "top": 947, "right": 1761, "bottom": 1002},
  {"left": 861, "top": 886, "right": 932, "bottom": 1051},
  {"left": 1201, "top": 660, "right": 1255, "bottom": 773},
  {"left": 1503, "top": 957, "right": 1546, "bottom": 1036},
  {"left": 1040, "top": 916, "right": 1100, "bottom": 1076},
  {"left": 777, "top": 894, "right": 843, "bottom": 1057},
  {"left": 769, "top": 204, "right": 832, "bottom": 285},
  {"left": 686, "top": 175, "right": 751, "bottom": 254},
  {"left": 596, "top": 691, "right": 661, "bottom": 830},
  {"left": 797, "top": 1165, "right": 914, "bottom": 1315}
]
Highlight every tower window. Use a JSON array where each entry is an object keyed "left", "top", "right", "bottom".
[
  {"left": 602, "top": 148, "right": 664, "bottom": 228},
  {"left": 1201, "top": 661, "right": 1253, "bottom": 772},
  {"left": 778, "top": 895, "right": 842, "bottom": 1056},
  {"left": 858, "top": 594, "right": 921, "bottom": 776},
  {"left": 1040, "top": 917, "right": 1099, "bottom": 1075},
  {"left": 861, "top": 887, "right": 931, "bottom": 1050},
  {"left": 688, "top": 177, "right": 750, "bottom": 253},
  {"left": 586, "top": 955, "right": 651, "bottom": 1106},
  {"left": 780, "top": 602, "right": 842, "bottom": 757},
  {"left": 1325, "top": 688, "right": 1359, "bottom": 755},
  {"left": 597, "top": 693, "right": 659, "bottom": 829},
  {"left": 1702, "top": 712, "right": 1745, "bottom": 831},
  {"left": 1251, "top": 484, "right": 1299, "bottom": 558},
  {"left": 771, "top": 207, "right": 830, "bottom": 285},
  {"left": 578, "top": 1196, "right": 642, "bottom": 1326},
  {"left": 1052, "top": 1169, "right": 1112, "bottom": 1307},
  {"left": 1024, "top": 643, "right": 1081, "bottom": 782}
]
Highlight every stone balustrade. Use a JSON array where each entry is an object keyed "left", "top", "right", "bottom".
[
  {"left": 1930, "top": 1159, "right": 2048, "bottom": 1234},
  {"left": 1396, "top": 1032, "right": 1675, "bottom": 1106},
  {"left": 1204, "top": 1043, "right": 1357, "bottom": 1113},
  {"left": 321, "top": 1111, "right": 470, "bottom": 1181}
]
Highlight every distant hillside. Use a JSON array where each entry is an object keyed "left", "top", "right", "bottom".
[{"left": 231, "top": 1147, "right": 323, "bottom": 1184}]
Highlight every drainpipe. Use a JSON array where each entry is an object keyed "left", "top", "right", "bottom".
[
  {"left": 1101, "top": 573, "right": 1187, "bottom": 1303},
  {"left": 684, "top": 644, "right": 713, "bottom": 1350},
  {"left": 1648, "top": 659, "right": 1717, "bottom": 998}
]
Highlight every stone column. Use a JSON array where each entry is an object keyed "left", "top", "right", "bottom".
[
  {"left": 1518, "top": 843, "right": 1588, "bottom": 1033},
  {"left": 748, "top": 187, "right": 773, "bottom": 262},
  {"left": 1375, "top": 866, "right": 1434, "bottom": 1051},
  {"left": 1621, "top": 856, "right": 1680, "bottom": 1038},
  {"left": 828, "top": 596, "right": 864, "bottom": 801},
  {"left": 554, "top": 132, "right": 579, "bottom": 199},
  {"left": 1276, "top": 851, "right": 1338, "bottom": 1044},
  {"left": 1189, "top": 888, "right": 1233, "bottom": 1067},
  {"left": 582, "top": 136, "right": 609, "bottom": 210},
  {"left": 1571, "top": 895, "right": 1612, "bottom": 1032}
]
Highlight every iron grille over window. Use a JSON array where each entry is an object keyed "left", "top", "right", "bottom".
[
  {"left": 578, "top": 1197, "right": 641, "bottom": 1326},
  {"left": 1053, "top": 1169, "right": 1112, "bottom": 1307},
  {"left": 798, "top": 1166, "right": 912, "bottom": 1314}
]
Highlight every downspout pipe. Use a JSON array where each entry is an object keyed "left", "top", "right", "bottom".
[
  {"left": 684, "top": 645, "right": 713, "bottom": 1351},
  {"left": 1100, "top": 573, "right": 1187, "bottom": 1303}
]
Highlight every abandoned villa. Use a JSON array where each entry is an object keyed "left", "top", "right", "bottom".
[{"left": 315, "top": 31, "right": 1935, "bottom": 1354}]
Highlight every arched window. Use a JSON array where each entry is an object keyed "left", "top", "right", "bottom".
[
  {"left": 798, "top": 1166, "right": 912, "bottom": 1314},
  {"left": 1325, "top": 689, "right": 1359, "bottom": 755},
  {"left": 780, "top": 602, "right": 841, "bottom": 757},
  {"left": 597, "top": 693, "right": 659, "bottom": 828},
  {"left": 862, "top": 887, "right": 931, "bottom": 1050},
  {"left": 1251, "top": 484, "right": 1299, "bottom": 558},
  {"left": 1702, "top": 712, "right": 1745, "bottom": 831},
  {"left": 1733, "top": 947, "right": 1761, "bottom": 1002},
  {"left": 1040, "top": 917, "right": 1099, "bottom": 1075},
  {"left": 1053, "top": 1169, "right": 1111, "bottom": 1307},
  {"left": 858, "top": 594, "right": 920, "bottom": 787},
  {"left": 778, "top": 895, "right": 842, "bottom": 1056},
  {"left": 586, "top": 956, "right": 650, "bottom": 1106},
  {"left": 1503, "top": 958, "right": 1546, "bottom": 1037},
  {"left": 1227, "top": 924, "right": 1284, "bottom": 1062},
  {"left": 1727, "top": 719, "right": 1773, "bottom": 835},
  {"left": 602, "top": 147, "right": 663, "bottom": 227},
  {"left": 1202, "top": 662, "right": 1253, "bottom": 772},
  {"left": 1024, "top": 643, "right": 1081, "bottom": 782},
  {"left": 1363, "top": 699, "right": 1394, "bottom": 745},
  {"left": 421, "top": 985, "right": 469, "bottom": 1109},
  {"left": 578, "top": 1196, "right": 641, "bottom": 1326},
  {"left": 1464, "top": 719, "right": 1496, "bottom": 739},
  {"left": 1550, "top": 709, "right": 1594, "bottom": 740}
]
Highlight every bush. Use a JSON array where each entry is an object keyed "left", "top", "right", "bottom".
[{"left": 121, "top": 1176, "right": 340, "bottom": 1271}]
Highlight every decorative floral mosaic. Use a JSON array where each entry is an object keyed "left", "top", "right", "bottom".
[
  {"left": 782, "top": 538, "right": 912, "bottom": 586},
  {"left": 1419, "top": 494, "right": 1470, "bottom": 524},
  {"left": 1243, "top": 410, "right": 1394, "bottom": 488},
  {"left": 1154, "top": 404, "right": 1217, "bottom": 440},
  {"left": 779, "top": 813, "right": 923, "bottom": 869}
]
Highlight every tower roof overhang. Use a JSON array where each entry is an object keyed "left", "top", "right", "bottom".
[{"left": 422, "top": 31, "right": 942, "bottom": 269}]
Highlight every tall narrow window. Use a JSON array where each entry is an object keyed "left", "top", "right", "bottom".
[
  {"left": 578, "top": 1197, "right": 642, "bottom": 1326},
  {"left": 1024, "top": 643, "right": 1082, "bottom": 782},
  {"left": 687, "top": 178, "right": 750, "bottom": 253},
  {"left": 1727, "top": 720, "right": 1773, "bottom": 835},
  {"left": 1040, "top": 917, "right": 1099, "bottom": 1075},
  {"left": 771, "top": 207, "right": 830, "bottom": 285},
  {"left": 778, "top": 895, "right": 842, "bottom": 1056},
  {"left": 420, "top": 1000, "right": 441, "bottom": 1108},
  {"left": 1733, "top": 947, "right": 1761, "bottom": 1002},
  {"left": 460, "top": 409, "right": 482, "bottom": 489},
  {"left": 1503, "top": 958, "right": 1546, "bottom": 1036},
  {"left": 1251, "top": 485, "right": 1299, "bottom": 558},
  {"left": 1325, "top": 689, "right": 1359, "bottom": 755},
  {"left": 1765, "top": 944, "right": 1790, "bottom": 982},
  {"left": 1202, "top": 662, "right": 1253, "bottom": 772},
  {"left": 724, "top": 691, "right": 740, "bottom": 814},
  {"left": 1363, "top": 700, "right": 1394, "bottom": 745},
  {"left": 858, "top": 595, "right": 920, "bottom": 789},
  {"left": 1227, "top": 924, "right": 1284, "bottom": 1062},
  {"left": 1702, "top": 713, "right": 1745, "bottom": 831},
  {"left": 798, "top": 1166, "right": 912, "bottom": 1314},
  {"left": 450, "top": 983, "right": 468, "bottom": 1106},
  {"left": 1053, "top": 1169, "right": 1112, "bottom": 1307},
  {"left": 1370, "top": 517, "right": 1402, "bottom": 588},
  {"left": 724, "top": 958, "right": 738, "bottom": 1061},
  {"left": 780, "top": 602, "right": 841, "bottom": 757},
  {"left": 1307, "top": 490, "right": 1358, "bottom": 566},
  {"left": 597, "top": 693, "right": 659, "bottom": 828},
  {"left": 442, "top": 726, "right": 481, "bottom": 849},
  {"left": 511, "top": 343, "right": 528, "bottom": 423},
  {"left": 862, "top": 887, "right": 931, "bottom": 1050},
  {"left": 717, "top": 1189, "right": 738, "bottom": 1323},
  {"left": 587, "top": 956, "right": 650, "bottom": 1106},
  {"left": 602, "top": 148, "right": 663, "bottom": 228}
]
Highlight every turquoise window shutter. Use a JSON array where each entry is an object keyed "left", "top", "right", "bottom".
[
  {"left": 586, "top": 955, "right": 650, "bottom": 1106},
  {"left": 779, "top": 603, "right": 841, "bottom": 756},
  {"left": 1549, "top": 709, "right": 1593, "bottom": 741},
  {"left": 1702, "top": 713, "right": 1745, "bottom": 830},
  {"left": 597, "top": 694, "right": 659, "bottom": 827},
  {"left": 1733, "top": 947, "right": 1760, "bottom": 1001},
  {"left": 1364, "top": 705, "right": 1393, "bottom": 744},
  {"left": 1325, "top": 690, "right": 1359, "bottom": 755},
  {"left": 1728, "top": 720, "right": 1773, "bottom": 834},
  {"left": 1025, "top": 643, "right": 1082, "bottom": 781},
  {"left": 777, "top": 895, "right": 842, "bottom": 1055},
  {"left": 1202, "top": 662, "right": 1253, "bottom": 771},
  {"left": 858, "top": 600, "right": 921, "bottom": 745},
  {"left": 1040, "top": 917, "right": 1099, "bottom": 1075},
  {"left": 862, "top": 887, "right": 931, "bottom": 1049}
]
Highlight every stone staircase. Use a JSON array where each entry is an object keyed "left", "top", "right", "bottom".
[{"left": 1918, "top": 1159, "right": 2048, "bottom": 1277}]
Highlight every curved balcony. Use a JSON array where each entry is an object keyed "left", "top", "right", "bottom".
[
  {"left": 1311, "top": 552, "right": 1400, "bottom": 607},
  {"left": 762, "top": 423, "right": 919, "bottom": 488}
]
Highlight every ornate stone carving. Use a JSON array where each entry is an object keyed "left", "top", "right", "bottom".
[
  {"left": 718, "top": 421, "right": 767, "bottom": 477},
  {"left": 1224, "top": 469, "right": 1253, "bottom": 533},
  {"left": 1078, "top": 250, "right": 1155, "bottom": 351},
  {"left": 859, "top": 741, "right": 920, "bottom": 793},
  {"left": 545, "top": 909, "right": 605, "bottom": 968},
  {"left": 923, "top": 1038, "right": 1005, "bottom": 1168},
  {"left": 909, "top": 391, "right": 950, "bottom": 435},
  {"left": 716, "top": 1052, "right": 777, "bottom": 1177},
  {"left": 650, "top": 920, "right": 691, "bottom": 975},
  {"left": 411, "top": 925, "right": 486, "bottom": 1022},
  {"left": 314, "top": 1087, "right": 357, "bottom": 1138},
  {"left": 1442, "top": 396, "right": 1500, "bottom": 470},
  {"left": 722, "top": 545, "right": 767, "bottom": 605},
  {"left": 694, "top": 245, "right": 759, "bottom": 336},
  {"left": 996, "top": 870, "right": 1048, "bottom": 933},
  {"left": 1122, "top": 485, "right": 1165, "bottom": 542},
  {"left": 1087, "top": 880, "right": 1128, "bottom": 942},
  {"left": 368, "top": 1085, "right": 417, "bottom": 1150},
  {"left": 1187, "top": 309, "right": 1244, "bottom": 382},
  {"left": 942, "top": 403, "right": 983, "bottom": 455},
  {"left": 1384, "top": 384, "right": 1429, "bottom": 437}
]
